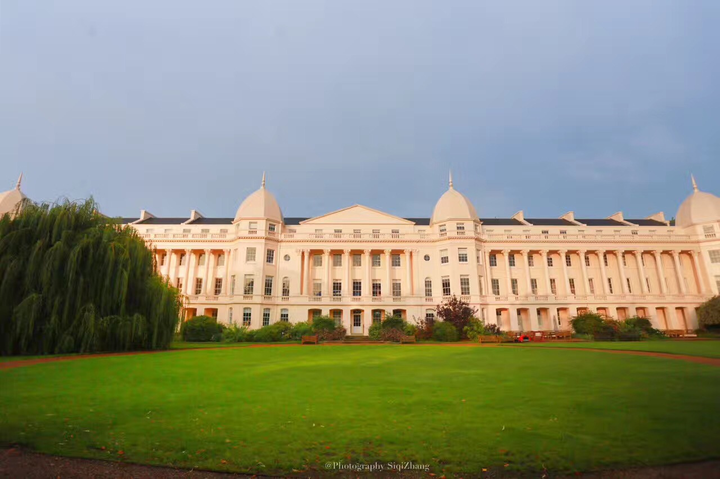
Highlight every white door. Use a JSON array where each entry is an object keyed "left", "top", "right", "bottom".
[{"left": 352, "top": 312, "right": 363, "bottom": 335}]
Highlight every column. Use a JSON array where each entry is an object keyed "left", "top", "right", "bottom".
[
  {"left": 324, "top": 249, "right": 331, "bottom": 297},
  {"left": 598, "top": 250, "right": 609, "bottom": 294},
  {"left": 653, "top": 251, "right": 668, "bottom": 294},
  {"left": 223, "top": 249, "right": 231, "bottom": 295},
  {"left": 529, "top": 307, "right": 540, "bottom": 330},
  {"left": 364, "top": 249, "right": 371, "bottom": 299},
  {"left": 203, "top": 249, "right": 212, "bottom": 295},
  {"left": 540, "top": 250, "right": 551, "bottom": 295},
  {"left": 404, "top": 249, "right": 412, "bottom": 298},
  {"left": 671, "top": 251, "right": 687, "bottom": 294},
  {"left": 503, "top": 250, "right": 512, "bottom": 296},
  {"left": 303, "top": 249, "right": 311, "bottom": 295},
  {"left": 164, "top": 249, "right": 173, "bottom": 280},
  {"left": 579, "top": 250, "right": 590, "bottom": 296},
  {"left": 634, "top": 251, "right": 648, "bottom": 294},
  {"left": 616, "top": 250, "right": 628, "bottom": 294},
  {"left": 559, "top": 250, "right": 571, "bottom": 296},
  {"left": 344, "top": 249, "right": 352, "bottom": 298},
  {"left": 184, "top": 250, "right": 194, "bottom": 295},
  {"left": 484, "top": 250, "right": 493, "bottom": 297},
  {"left": 691, "top": 250, "right": 708, "bottom": 294},
  {"left": 521, "top": 250, "right": 532, "bottom": 295},
  {"left": 385, "top": 249, "right": 392, "bottom": 298}
]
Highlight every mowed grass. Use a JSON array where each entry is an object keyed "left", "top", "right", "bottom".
[
  {"left": 502, "top": 340, "right": 720, "bottom": 358},
  {"left": 1, "top": 346, "right": 719, "bottom": 476}
]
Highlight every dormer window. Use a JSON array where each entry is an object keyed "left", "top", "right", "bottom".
[
  {"left": 456, "top": 223, "right": 465, "bottom": 235},
  {"left": 249, "top": 222, "right": 258, "bottom": 234},
  {"left": 268, "top": 224, "right": 277, "bottom": 233},
  {"left": 439, "top": 224, "right": 447, "bottom": 237}
]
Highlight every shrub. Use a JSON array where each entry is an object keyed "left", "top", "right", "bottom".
[
  {"left": 222, "top": 325, "right": 248, "bottom": 343},
  {"left": 368, "top": 321, "right": 382, "bottom": 340},
  {"left": 319, "top": 326, "right": 346, "bottom": 341},
  {"left": 464, "top": 317, "right": 502, "bottom": 340},
  {"left": 432, "top": 321, "right": 459, "bottom": 342},
  {"left": 570, "top": 313, "right": 607, "bottom": 336},
  {"left": 181, "top": 316, "right": 224, "bottom": 342},
  {"left": 289, "top": 322, "right": 314, "bottom": 340},
  {"left": 382, "top": 314, "right": 405, "bottom": 331},
  {"left": 253, "top": 322, "right": 293, "bottom": 342},
  {"left": 381, "top": 328, "right": 407, "bottom": 342},
  {"left": 698, "top": 296, "right": 720, "bottom": 331},
  {"left": 436, "top": 296, "right": 477, "bottom": 339},
  {"left": 404, "top": 323, "right": 417, "bottom": 336},
  {"left": 311, "top": 316, "right": 337, "bottom": 333},
  {"left": 413, "top": 315, "right": 435, "bottom": 340}
]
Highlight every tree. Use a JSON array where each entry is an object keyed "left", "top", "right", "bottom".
[
  {"left": 698, "top": 296, "right": 720, "bottom": 331},
  {"left": 435, "top": 296, "right": 477, "bottom": 339},
  {"left": 0, "top": 199, "right": 180, "bottom": 355}
]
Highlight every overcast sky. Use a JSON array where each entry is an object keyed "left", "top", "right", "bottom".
[{"left": 1, "top": 0, "right": 719, "bottom": 220}]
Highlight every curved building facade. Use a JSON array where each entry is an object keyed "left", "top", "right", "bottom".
[{"left": 116, "top": 173, "right": 720, "bottom": 334}]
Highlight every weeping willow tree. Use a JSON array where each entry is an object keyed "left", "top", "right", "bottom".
[{"left": 0, "top": 199, "right": 180, "bottom": 355}]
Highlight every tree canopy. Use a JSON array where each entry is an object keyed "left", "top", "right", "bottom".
[
  {"left": 698, "top": 296, "right": 720, "bottom": 331},
  {"left": 0, "top": 199, "right": 180, "bottom": 355}
]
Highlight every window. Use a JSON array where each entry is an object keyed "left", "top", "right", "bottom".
[
  {"left": 372, "top": 254, "right": 381, "bottom": 267},
  {"left": 266, "top": 249, "right": 275, "bottom": 264},
  {"left": 312, "top": 280, "right": 322, "bottom": 297},
  {"left": 704, "top": 225, "right": 717, "bottom": 238},
  {"left": 565, "top": 254, "right": 572, "bottom": 267},
  {"left": 531, "top": 279, "right": 538, "bottom": 294},
  {"left": 588, "top": 278, "right": 595, "bottom": 294},
  {"left": 248, "top": 222, "right": 258, "bottom": 233},
  {"left": 509, "top": 254, "right": 516, "bottom": 267},
  {"left": 456, "top": 223, "right": 465, "bottom": 234},
  {"left": 372, "top": 229, "right": 380, "bottom": 238},
  {"left": 268, "top": 223, "right": 277, "bottom": 233},
  {"left": 198, "top": 254, "right": 206, "bottom": 266},
  {"left": 332, "top": 310, "right": 342, "bottom": 326},
  {"left": 626, "top": 278, "right": 632, "bottom": 294},
  {"left": 542, "top": 230, "right": 549, "bottom": 235},
  {"left": 392, "top": 280, "right": 401, "bottom": 297},
  {"left": 176, "top": 278, "right": 183, "bottom": 291},
  {"left": 313, "top": 255, "right": 322, "bottom": 267},
  {"left": 511, "top": 278, "right": 518, "bottom": 295},
  {"left": 373, "top": 310, "right": 383, "bottom": 323},
  {"left": 314, "top": 229, "right": 323, "bottom": 237},
  {"left": 179, "top": 253, "right": 186, "bottom": 266},
  {"left": 282, "top": 277, "right": 290, "bottom": 297},
  {"left": 195, "top": 278, "right": 203, "bottom": 295},
  {"left": 372, "top": 280, "right": 382, "bottom": 297},
  {"left": 547, "top": 255, "right": 554, "bottom": 267},
  {"left": 608, "top": 278, "right": 614, "bottom": 294},
  {"left": 569, "top": 278, "right": 576, "bottom": 295},
  {"left": 161, "top": 254, "right": 167, "bottom": 266},
  {"left": 280, "top": 309, "right": 289, "bottom": 322},
  {"left": 392, "top": 254, "right": 401, "bottom": 267},
  {"left": 264, "top": 276, "right": 273, "bottom": 296},
  {"left": 560, "top": 230, "right": 567, "bottom": 235},
  {"left": 217, "top": 254, "right": 225, "bottom": 266},
  {"left": 709, "top": 250, "right": 720, "bottom": 264},
  {"left": 478, "top": 276, "right": 483, "bottom": 295},
  {"left": 491, "top": 279, "right": 500, "bottom": 296},
  {"left": 243, "top": 308, "right": 251, "bottom": 326},
  {"left": 353, "top": 280, "right": 362, "bottom": 297},
  {"left": 333, "top": 280, "right": 342, "bottom": 297},
  {"left": 391, "top": 229, "right": 400, "bottom": 238},
  {"left": 550, "top": 278, "right": 557, "bottom": 295},
  {"left": 244, "top": 275, "right": 254, "bottom": 295},
  {"left": 424, "top": 278, "right": 432, "bottom": 298},
  {"left": 425, "top": 310, "right": 435, "bottom": 322},
  {"left": 458, "top": 248, "right": 468, "bottom": 263},
  {"left": 440, "top": 249, "right": 449, "bottom": 264},
  {"left": 603, "top": 253, "right": 608, "bottom": 267},
  {"left": 228, "top": 307, "right": 233, "bottom": 325},
  {"left": 439, "top": 224, "right": 447, "bottom": 236},
  {"left": 528, "top": 254, "right": 534, "bottom": 267},
  {"left": 353, "top": 254, "right": 362, "bottom": 267},
  {"left": 246, "top": 247, "right": 256, "bottom": 262},
  {"left": 441, "top": 277, "right": 451, "bottom": 296},
  {"left": 333, "top": 254, "right": 342, "bottom": 267},
  {"left": 334, "top": 229, "right": 342, "bottom": 237},
  {"left": 460, "top": 276, "right": 470, "bottom": 295},
  {"left": 214, "top": 278, "right": 222, "bottom": 295},
  {"left": 353, "top": 229, "right": 361, "bottom": 238},
  {"left": 585, "top": 255, "right": 590, "bottom": 267},
  {"left": 262, "top": 308, "right": 270, "bottom": 326},
  {"left": 489, "top": 254, "right": 497, "bottom": 267}
]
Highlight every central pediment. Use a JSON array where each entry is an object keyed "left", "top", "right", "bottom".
[{"left": 300, "top": 205, "right": 416, "bottom": 225}]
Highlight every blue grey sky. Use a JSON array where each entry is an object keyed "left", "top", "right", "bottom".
[{"left": 2, "top": 0, "right": 719, "bottom": 220}]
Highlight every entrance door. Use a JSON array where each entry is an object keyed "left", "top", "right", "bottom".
[{"left": 352, "top": 311, "right": 363, "bottom": 335}]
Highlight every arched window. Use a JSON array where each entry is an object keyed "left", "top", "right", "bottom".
[{"left": 424, "top": 278, "right": 432, "bottom": 298}]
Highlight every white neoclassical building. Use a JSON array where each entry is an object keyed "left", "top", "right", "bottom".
[{"left": 3, "top": 173, "right": 719, "bottom": 334}]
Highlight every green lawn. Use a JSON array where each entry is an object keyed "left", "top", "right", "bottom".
[
  {"left": 169, "top": 341, "right": 261, "bottom": 350},
  {"left": 502, "top": 340, "right": 720, "bottom": 358},
  {"left": 1, "top": 346, "right": 719, "bottom": 476}
]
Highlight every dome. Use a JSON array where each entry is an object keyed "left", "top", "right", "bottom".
[
  {"left": 430, "top": 172, "right": 479, "bottom": 225},
  {"left": 233, "top": 173, "right": 283, "bottom": 223},
  {"left": 0, "top": 174, "right": 27, "bottom": 218},
  {"left": 675, "top": 176, "right": 720, "bottom": 228}
]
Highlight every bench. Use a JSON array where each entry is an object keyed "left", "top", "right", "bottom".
[
  {"left": 552, "top": 331, "right": 573, "bottom": 340},
  {"left": 400, "top": 335, "right": 416, "bottom": 344},
  {"left": 478, "top": 335, "right": 502, "bottom": 343},
  {"left": 664, "top": 329, "right": 686, "bottom": 338},
  {"left": 530, "top": 331, "right": 545, "bottom": 342},
  {"left": 301, "top": 335, "right": 319, "bottom": 345}
]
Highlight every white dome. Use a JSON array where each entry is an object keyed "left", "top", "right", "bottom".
[
  {"left": 430, "top": 173, "right": 479, "bottom": 225},
  {"left": 0, "top": 175, "right": 27, "bottom": 218},
  {"left": 233, "top": 173, "right": 283, "bottom": 223},
  {"left": 676, "top": 183, "right": 720, "bottom": 228}
]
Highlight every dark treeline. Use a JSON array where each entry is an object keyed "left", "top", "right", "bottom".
[{"left": 0, "top": 199, "right": 180, "bottom": 355}]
